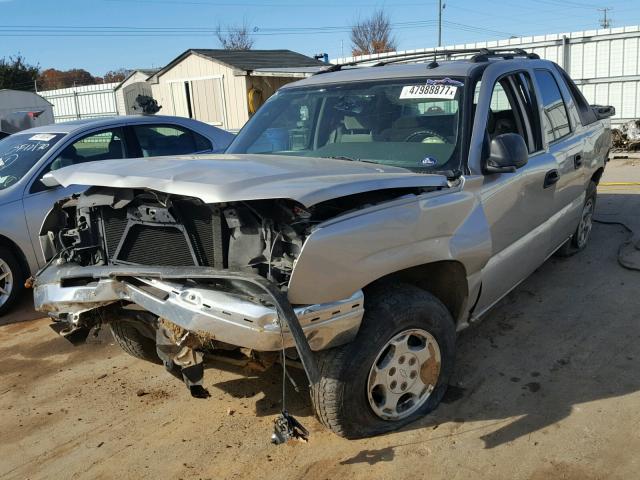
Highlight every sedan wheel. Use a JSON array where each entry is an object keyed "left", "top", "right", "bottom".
[{"left": 0, "top": 258, "right": 14, "bottom": 309}]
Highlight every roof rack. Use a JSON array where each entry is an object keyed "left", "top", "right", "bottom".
[{"left": 313, "top": 48, "right": 540, "bottom": 75}]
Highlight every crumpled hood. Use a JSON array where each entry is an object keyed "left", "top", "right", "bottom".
[{"left": 47, "top": 154, "right": 449, "bottom": 207}]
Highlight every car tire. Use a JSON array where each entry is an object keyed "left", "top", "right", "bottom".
[
  {"left": 556, "top": 181, "right": 597, "bottom": 257},
  {"left": 310, "top": 282, "right": 456, "bottom": 439},
  {"left": 110, "top": 320, "right": 162, "bottom": 365},
  {"left": 0, "top": 246, "right": 24, "bottom": 316}
]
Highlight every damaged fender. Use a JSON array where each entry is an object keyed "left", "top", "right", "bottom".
[{"left": 288, "top": 182, "right": 492, "bottom": 306}]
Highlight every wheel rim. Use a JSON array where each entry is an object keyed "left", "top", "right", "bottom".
[
  {"left": 367, "top": 328, "right": 442, "bottom": 421},
  {"left": 0, "top": 258, "right": 14, "bottom": 308},
  {"left": 576, "top": 198, "right": 594, "bottom": 248}
]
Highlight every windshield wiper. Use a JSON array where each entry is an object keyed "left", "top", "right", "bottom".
[{"left": 325, "top": 156, "right": 380, "bottom": 165}]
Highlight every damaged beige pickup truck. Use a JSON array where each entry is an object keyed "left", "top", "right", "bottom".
[{"left": 33, "top": 49, "right": 612, "bottom": 441}]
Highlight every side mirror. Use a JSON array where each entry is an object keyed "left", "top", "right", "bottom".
[
  {"left": 592, "top": 104, "right": 615, "bottom": 119},
  {"left": 483, "top": 133, "right": 528, "bottom": 174},
  {"left": 40, "top": 172, "right": 61, "bottom": 188}
]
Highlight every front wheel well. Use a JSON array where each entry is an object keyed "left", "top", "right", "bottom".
[{"left": 366, "top": 260, "right": 469, "bottom": 325}]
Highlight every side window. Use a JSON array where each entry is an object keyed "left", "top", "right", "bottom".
[
  {"left": 31, "top": 128, "right": 127, "bottom": 193},
  {"left": 513, "top": 73, "right": 543, "bottom": 152},
  {"left": 533, "top": 70, "right": 571, "bottom": 144},
  {"left": 132, "top": 124, "right": 212, "bottom": 157},
  {"left": 475, "top": 74, "right": 539, "bottom": 154},
  {"left": 487, "top": 80, "right": 524, "bottom": 139},
  {"left": 50, "top": 128, "right": 126, "bottom": 172},
  {"left": 556, "top": 66, "right": 597, "bottom": 126}
]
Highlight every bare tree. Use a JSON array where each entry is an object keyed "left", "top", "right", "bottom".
[
  {"left": 216, "top": 20, "right": 255, "bottom": 50},
  {"left": 350, "top": 9, "right": 397, "bottom": 56}
]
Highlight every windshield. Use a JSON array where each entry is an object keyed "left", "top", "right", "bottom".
[
  {"left": 227, "top": 77, "right": 465, "bottom": 173},
  {"left": 0, "top": 133, "right": 64, "bottom": 190}
]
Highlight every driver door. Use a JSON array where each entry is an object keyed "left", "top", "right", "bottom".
[
  {"left": 473, "top": 72, "right": 558, "bottom": 315},
  {"left": 22, "top": 128, "right": 128, "bottom": 267}
]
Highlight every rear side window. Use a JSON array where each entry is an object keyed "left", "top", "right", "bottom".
[
  {"left": 132, "top": 124, "right": 212, "bottom": 157},
  {"left": 556, "top": 66, "right": 597, "bottom": 126},
  {"left": 534, "top": 70, "right": 571, "bottom": 144}
]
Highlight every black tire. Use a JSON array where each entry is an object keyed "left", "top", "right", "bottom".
[
  {"left": 310, "top": 282, "right": 456, "bottom": 439},
  {"left": 0, "top": 246, "right": 24, "bottom": 317},
  {"left": 556, "top": 181, "right": 597, "bottom": 257},
  {"left": 110, "top": 320, "right": 162, "bottom": 364}
]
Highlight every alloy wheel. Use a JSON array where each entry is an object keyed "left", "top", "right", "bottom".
[
  {"left": 576, "top": 198, "right": 594, "bottom": 248},
  {"left": 0, "top": 258, "right": 14, "bottom": 308},
  {"left": 367, "top": 328, "right": 442, "bottom": 421}
]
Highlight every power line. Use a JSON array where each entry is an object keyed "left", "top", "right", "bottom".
[
  {"left": 0, "top": 21, "right": 443, "bottom": 37},
  {"left": 0, "top": 20, "right": 437, "bottom": 32},
  {"left": 104, "top": 0, "right": 433, "bottom": 6},
  {"left": 0, "top": 18, "right": 517, "bottom": 39}
]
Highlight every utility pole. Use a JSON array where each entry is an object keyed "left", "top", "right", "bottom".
[
  {"left": 598, "top": 7, "right": 612, "bottom": 29},
  {"left": 438, "top": 0, "right": 443, "bottom": 47}
]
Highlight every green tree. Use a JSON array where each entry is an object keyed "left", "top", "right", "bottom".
[{"left": 0, "top": 55, "right": 39, "bottom": 91}]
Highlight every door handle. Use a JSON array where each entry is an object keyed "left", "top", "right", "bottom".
[
  {"left": 574, "top": 154, "right": 583, "bottom": 169},
  {"left": 544, "top": 169, "right": 559, "bottom": 188}
]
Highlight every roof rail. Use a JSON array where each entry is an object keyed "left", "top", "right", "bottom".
[
  {"left": 470, "top": 48, "right": 540, "bottom": 62},
  {"left": 313, "top": 48, "right": 540, "bottom": 75}
]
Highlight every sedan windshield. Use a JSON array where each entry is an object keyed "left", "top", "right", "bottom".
[
  {"left": 227, "top": 77, "right": 465, "bottom": 173},
  {"left": 0, "top": 133, "right": 64, "bottom": 190}
]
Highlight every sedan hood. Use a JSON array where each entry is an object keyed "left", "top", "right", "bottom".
[{"left": 47, "top": 154, "right": 449, "bottom": 207}]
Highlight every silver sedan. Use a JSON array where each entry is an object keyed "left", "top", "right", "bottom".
[{"left": 0, "top": 115, "right": 234, "bottom": 315}]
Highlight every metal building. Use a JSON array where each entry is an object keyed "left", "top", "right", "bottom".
[
  {"left": 148, "top": 49, "right": 325, "bottom": 131},
  {"left": 0, "top": 89, "right": 54, "bottom": 135},
  {"left": 335, "top": 25, "right": 640, "bottom": 127}
]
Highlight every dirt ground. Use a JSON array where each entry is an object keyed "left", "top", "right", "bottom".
[{"left": 1, "top": 161, "right": 640, "bottom": 480}]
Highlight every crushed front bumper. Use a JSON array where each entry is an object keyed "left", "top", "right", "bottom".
[{"left": 34, "top": 264, "right": 364, "bottom": 382}]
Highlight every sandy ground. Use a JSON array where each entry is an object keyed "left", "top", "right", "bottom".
[{"left": 1, "top": 161, "right": 639, "bottom": 480}]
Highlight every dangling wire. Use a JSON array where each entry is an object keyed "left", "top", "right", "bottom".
[
  {"left": 278, "top": 315, "right": 287, "bottom": 412},
  {"left": 267, "top": 230, "right": 282, "bottom": 283},
  {"left": 266, "top": 229, "right": 289, "bottom": 409}
]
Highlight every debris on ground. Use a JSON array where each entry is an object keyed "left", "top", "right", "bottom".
[{"left": 612, "top": 120, "right": 640, "bottom": 151}]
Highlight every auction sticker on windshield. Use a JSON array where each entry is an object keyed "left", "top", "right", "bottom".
[
  {"left": 29, "top": 134, "right": 56, "bottom": 142},
  {"left": 400, "top": 84, "right": 458, "bottom": 100}
]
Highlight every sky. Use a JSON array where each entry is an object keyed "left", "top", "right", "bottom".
[{"left": 1, "top": 0, "right": 640, "bottom": 76}]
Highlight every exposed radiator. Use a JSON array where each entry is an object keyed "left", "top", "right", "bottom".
[{"left": 99, "top": 203, "right": 226, "bottom": 267}]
